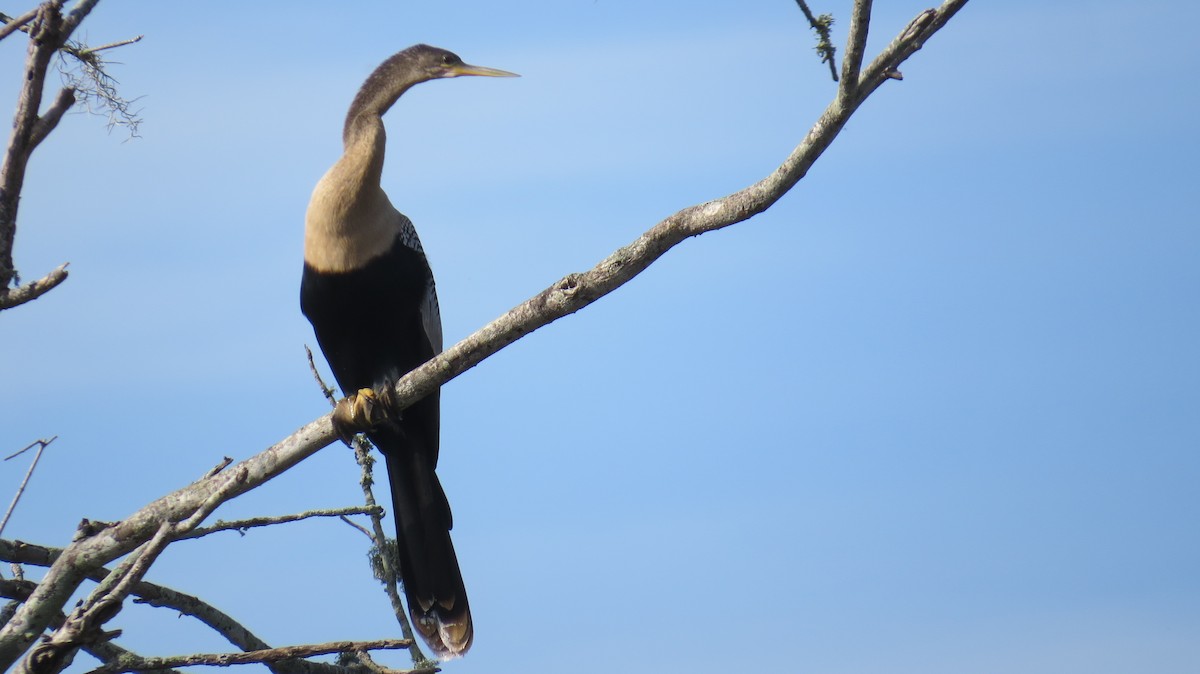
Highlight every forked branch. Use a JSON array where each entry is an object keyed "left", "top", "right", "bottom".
[{"left": 0, "top": 0, "right": 141, "bottom": 311}]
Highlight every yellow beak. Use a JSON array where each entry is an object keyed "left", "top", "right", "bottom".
[{"left": 451, "top": 62, "right": 520, "bottom": 78}]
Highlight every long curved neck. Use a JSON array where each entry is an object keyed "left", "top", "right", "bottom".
[
  {"left": 305, "top": 52, "right": 428, "bottom": 273},
  {"left": 336, "top": 50, "right": 430, "bottom": 192},
  {"left": 342, "top": 50, "right": 424, "bottom": 149}
]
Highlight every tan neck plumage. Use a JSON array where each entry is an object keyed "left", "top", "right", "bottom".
[
  {"left": 303, "top": 52, "right": 426, "bottom": 273},
  {"left": 303, "top": 115, "right": 402, "bottom": 273}
]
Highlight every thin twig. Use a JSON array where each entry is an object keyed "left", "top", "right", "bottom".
[
  {"left": 77, "top": 35, "right": 142, "bottom": 55},
  {"left": 339, "top": 515, "right": 375, "bottom": 541},
  {"left": 86, "top": 639, "right": 415, "bottom": 674},
  {"left": 0, "top": 6, "right": 137, "bottom": 63},
  {"left": 177, "top": 506, "right": 384, "bottom": 541},
  {"left": 202, "top": 457, "right": 234, "bottom": 480},
  {"left": 305, "top": 345, "right": 338, "bottom": 407},
  {"left": 340, "top": 649, "right": 438, "bottom": 674},
  {"left": 794, "top": 0, "right": 839, "bottom": 81},
  {"left": 0, "top": 436, "right": 56, "bottom": 538},
  {"left": 3, "top": 436, "right": 56, "bottom": 462}
]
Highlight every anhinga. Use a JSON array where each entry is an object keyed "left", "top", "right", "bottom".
[{"left": 300, "top": 44, "right": 517, "bottom": 657}]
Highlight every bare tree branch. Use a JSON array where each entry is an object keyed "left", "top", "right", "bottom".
[
  {"left": 22, "top": 462, "right": 254, "bottom": 674},
  {"left": 0, "top": 0, "right": 141, "bottom": 311},
  {"left": 59, "top": 0, "right": 99, "bottom": 35},
  {"left": 0, "top": 414, "right": 335, "bottom": 669},
  {"left": 339, "top": 515, "right": 375, "bottom": 541},
  {"left": 0, "top": 436, "right": 56, "bottom": 538},
  {"left": 202, "top": 456, "right": 234, "bottom": 479},
  {"left": 28, "top": 87, "right": 75, "bottom": 149},
  {"left": 0, "top": 576, "right": 185, "bottom": 674},
  {"left": 0, "top": 263, "right": 68, "bottom": 310},
  {"left": 0, "top": 1, "right": 970, "bottom": 668},
  {"left": 338, "top": 649, "right": 438, "bottom": 674},
  {"left": 84, "top": 639, "right": 417, "bottom": 674},
  {"left": 306, "top": 345, "right": 339, "bottom": 406},
  {"left": 0, "top": 540, "right": 340, "bottom": 674},
  {"left": 0, "top": 8, "right": 38, "bottom": 42},
  {"left": 76, "top": 35, "right": 142, "bottom": 55},
  {"left": 78, "top": 636, "right": 185, "bottom": 674},
  {"left": 840, "top": 0, "right": 872, "bottom": 95},
  {"left": 176, "top": 506, "right": 385, "bottom": 541},
  {"left": 0, "top": 1, "right": 71, "bottom": 301},
  {"left": 0, "top": 4, "right": 141, "bottom": 66},
  {"left": 794, "top": 0, "right": 839, "bottom": 81}
]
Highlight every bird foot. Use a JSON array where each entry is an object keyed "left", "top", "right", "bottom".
[{"left": 332, "top": 387, "right": 397, "bottom": 441}]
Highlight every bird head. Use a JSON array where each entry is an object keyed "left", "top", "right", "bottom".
[{"left": 408, "top": 44, "right": 519, "bottom": 82}]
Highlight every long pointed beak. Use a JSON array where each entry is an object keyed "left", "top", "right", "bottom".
[{"left": 451, "top": 62, "right": 520, "bottom": 78}]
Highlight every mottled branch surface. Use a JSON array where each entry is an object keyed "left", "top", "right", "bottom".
[
  {"left": 0, "top": 262, "right": 67, "bottom": 309},
  {"left": 0, "top": 0, "right": 969, "bottom": 670},
  {"left": 86, "top": 639, "right": 415, "bottom": 674}
]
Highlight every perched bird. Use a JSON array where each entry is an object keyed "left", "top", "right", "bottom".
[{"left": 300, "top": 44, "right": 517, "bottom": 657}]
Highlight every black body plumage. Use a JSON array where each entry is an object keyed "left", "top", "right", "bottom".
[
  {"left": 299, "top": 44, "right": 515, "bottom": 658},
  {"left": 302, "top": 239, "right": 437, "bottom": 400},
  {"left": 301, "top": 239, "right": 466, "bottom": 650}
]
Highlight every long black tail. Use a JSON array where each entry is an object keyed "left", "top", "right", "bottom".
[{"left": 376, "top": 430, "right": 472, "bottom": 657}]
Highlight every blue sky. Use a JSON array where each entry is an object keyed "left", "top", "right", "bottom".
[{"left": 2, "top": 1, "right": 1198, "bottom": 672}]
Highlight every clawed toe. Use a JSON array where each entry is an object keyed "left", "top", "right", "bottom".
[{"left": 332, "top": 386, "right": 399, "bottom": 442}]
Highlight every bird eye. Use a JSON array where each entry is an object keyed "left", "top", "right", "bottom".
[{"left": 441, "top": 54, "right": 455, "bottom": 65}]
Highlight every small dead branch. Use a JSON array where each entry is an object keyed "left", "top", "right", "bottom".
[
  {"left": 177, "top": 506, "right": 385, "bottom": 541},
  {"left": 795, "top": 0, "right": 839, "bottom": 81},
  {"left": 202, "top": 457, "right": 234, "bottom": 480},
  {"left": 0, "top": 436, "right": 57, "bottom": 538},
  {"left": 338, "top": 649, "right": 438, "bottom": 674},
  {"left": 85, "top": 639, "right": 416, "bottom": 674},
  {"left": 339, "top": 515, "right": 375, "bottom": 541},
  {"left": 305, "top": 346, "right": 339, "bottom": 407},
  {"left": 0, "top": 9, "right": 37, "bottom": 42}
]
